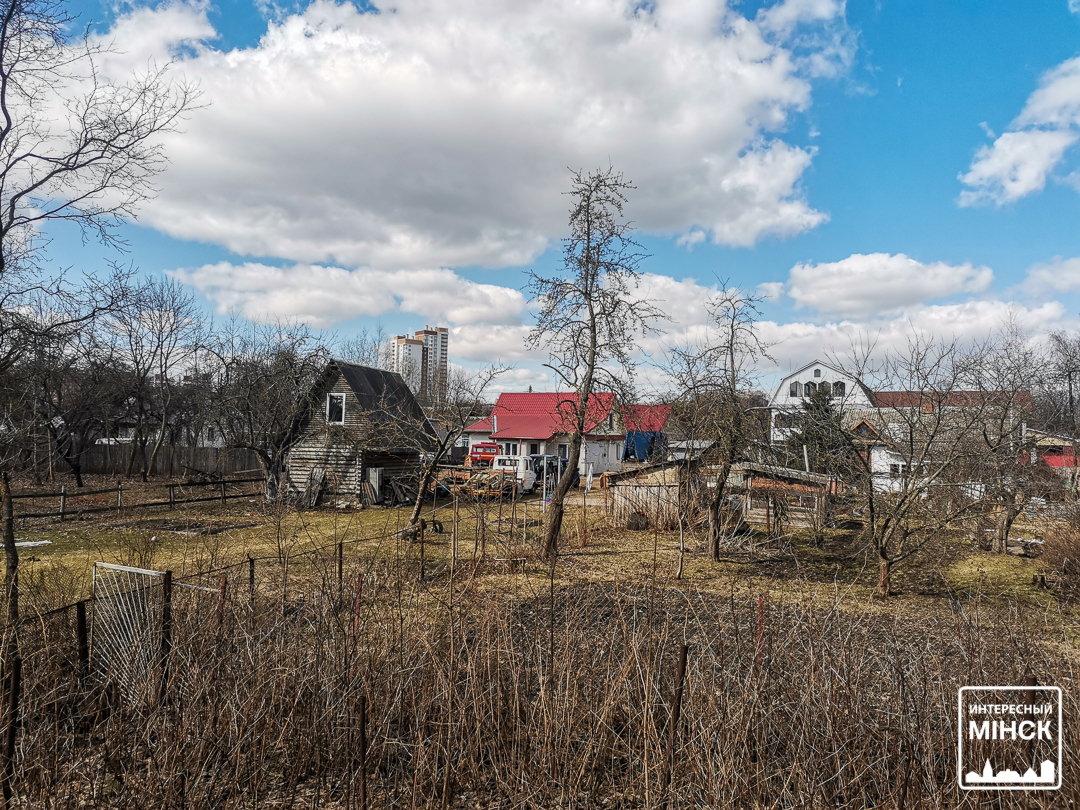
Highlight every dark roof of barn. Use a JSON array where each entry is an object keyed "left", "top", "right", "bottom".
[{"left": 329, "top": 360, "right": 435, "bottom": 440}]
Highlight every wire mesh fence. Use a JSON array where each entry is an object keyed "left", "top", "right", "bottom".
[{"left": 4, "top": 514, "right": 1080, "bottom": 807}]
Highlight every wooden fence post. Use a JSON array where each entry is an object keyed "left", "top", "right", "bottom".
[
  {"left": 663, "top": 644, "right": 689, "bottom": 804},
  {"left": 158, "top": 571, "right": 172, "bottom": 704},
  {"left": 248, "top": 556, "right": 256, "bottom": 605},
  {"left": 220, "top": 479, "right": 227, "bottom": 505},
  {"left": 337, "top": 541, "right": 343, "bottom": 604},
  {"left": 75, "top": 601, "right": 89, "bottom": 679},
  {"left": 59, "top": 485, "right": 66, "bottom": 522},
  {"left": 116, "top": 481, "right": 122, "bottom": 511},
  {"left": 169, "top": 484, "right": 175, "bottom": 511}
]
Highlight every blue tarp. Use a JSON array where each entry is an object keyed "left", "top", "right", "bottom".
[{"left": 625, "top": 430, "right": 665, "bottom": 461}]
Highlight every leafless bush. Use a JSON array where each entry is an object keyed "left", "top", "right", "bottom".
[
  {"left": 1041, "top": 520, "right": 1080, "bottom": 587},
  {"left": 10, "top": 537, "right": 1080, "bottom": 808}
]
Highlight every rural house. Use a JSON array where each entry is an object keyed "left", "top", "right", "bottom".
[
  {"left": 287, "top": 361, "right": 434, "bottom": 504},
  {"left": 464, "top": 391, "right": 625, "bottom": 475}
]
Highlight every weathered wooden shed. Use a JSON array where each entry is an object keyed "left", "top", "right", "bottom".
[{"left": 287, "top": 361, "right": 434, "bottom": 504}]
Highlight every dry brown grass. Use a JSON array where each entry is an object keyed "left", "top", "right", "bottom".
[{"left": 6, "top": 492, "right": 1080, "bottom": 807}]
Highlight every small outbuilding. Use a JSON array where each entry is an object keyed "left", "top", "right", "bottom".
[{"left": 287, "top": 361, "right": 434, "bottom": 505}]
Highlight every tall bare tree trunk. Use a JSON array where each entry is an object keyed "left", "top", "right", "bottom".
[{"left": 542, "top": 435, "right": 582, "bottom": 562}]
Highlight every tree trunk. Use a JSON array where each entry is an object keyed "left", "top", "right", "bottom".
[
  {"left": 876, "top": 553, "right": 891, "bottom": 599},
  {"left": 0, "top": 473, "right": 17, "bottom": 629},
  {"left": 706, "top": 459, "right": 733, "bottom": 561},
  {"left": 147, "top": 422, "right": 167, "bottom": 480},
  {"left": 993, "top": 504, "right": 1019, "bottom": 555},
  {"left": 541, "top": 437, "right": 582, "bottom": 562}
]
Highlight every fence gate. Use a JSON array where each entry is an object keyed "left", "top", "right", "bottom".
[{"left": 91, "top": 562, "right": 169, "bottom": 706}]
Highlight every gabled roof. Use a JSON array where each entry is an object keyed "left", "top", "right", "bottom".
[
  {"left": 769, "top": 359, "right": 873, "bottom": 405},
  {"left": 465, "top": 392, "right": 619, "bottom": 440},
  {"left": 623, "top": 404, "right": 672, "bottom": 433},
  {"left": 326, "top": 360, "right": 434, "bottom": 438}
]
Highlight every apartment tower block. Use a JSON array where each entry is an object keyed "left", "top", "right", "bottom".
[{"left": 392, "top": 326, "right": 448, "bottom": 402}]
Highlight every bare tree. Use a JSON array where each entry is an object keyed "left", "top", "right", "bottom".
[
  {"left": 836, "top": 336, "right": 1020, "bottom": 597},
  {"left": 0, "top": 0, "right": 197, "bottom": 281},
  {"left": 337, "top": 324, "right": 392, "bottom": 370},
  {"left": 377, "top": 364, "right": 506, "bottom": 529},
  {"left": 207, "top": 320, "right": 330, "bottom": 499},
  {"left": 527, "top": 167, "right": 662, "bottom": 562},
  {"left": 664, "top": 286, "right": 770, "bottom": 560},
  {"left": 108, "top": 277, "right": 202, "bottom": 480}
]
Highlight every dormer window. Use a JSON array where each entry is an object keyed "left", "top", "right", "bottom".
[
  {"left": 606, "top": 412, "right": 613, "bottom": 431},
  {"left": 327, "top": 393, "right": 345, "bottom": 424}
]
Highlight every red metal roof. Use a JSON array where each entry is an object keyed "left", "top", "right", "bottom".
[
  {"left": 464, "top": 392, "right": 618, "bottom": 440},
  {"left": 623, "top": 404, "right": 672, "bottom": 432}
]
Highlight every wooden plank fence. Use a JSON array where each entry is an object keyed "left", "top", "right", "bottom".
[
  {"left": 611, "top": 481, "right": 682, "bottom": 530},
  {"left": 76, "top": 446, "right": 261, "bottom": 478}
]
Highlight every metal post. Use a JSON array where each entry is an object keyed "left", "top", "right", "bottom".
[
  {"left": 59, "top": 485, "right": 66, "bottom": 522},
  {"left": 216, "top": 574, "right": 228, "bottom": 633},
  {"left": 159, "top": 571, "right": 172, "bottom": 704},
  {"left": 418, "top": 519, "right": 425, "bottom": 581},
  {"left": 452, "top": 495, "right": 459, "bottom": 564},
  {"left": 75, "top": 601, "right": 89, "bottom": 679},
  {"left": 359, "top": 693, "right": 368, "bottom": 810},
  {"left": 116, "top": 480, "right": 122, "bottom": 511},
  {"left": 1, "top": 655, "right": 21, "bottom": 805}
]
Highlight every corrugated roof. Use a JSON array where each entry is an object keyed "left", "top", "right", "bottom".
[
  {"left": 464, "top": 392, "right": 618, "bottom": 440},
  {"left": 623, "top": 404, "right": 672, "bottom": 433},
  {"left": 868, "top": 390, "right": 1033, "bottom": 410}
]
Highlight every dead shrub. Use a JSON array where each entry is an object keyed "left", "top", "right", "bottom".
[{"left": 1040, "top": 521, "right": 1080, "bottom": 586}]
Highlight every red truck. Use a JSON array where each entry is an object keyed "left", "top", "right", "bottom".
[{"left": 469, "top": 442, "right": 499, "bottom": 467}]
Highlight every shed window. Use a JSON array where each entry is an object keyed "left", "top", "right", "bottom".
[
  {"left": 327, "top": 393, "right": 345, "bottom": 424},
  {"left": 789, "top": 381, "right": 801, "bottom": 397},
  {"left": 558, "top": 443, "right": 569, "bottom": 459}
]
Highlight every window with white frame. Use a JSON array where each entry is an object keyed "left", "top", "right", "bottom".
[{"left": 327, "top": 393, "right": 345, "bottom": 424}]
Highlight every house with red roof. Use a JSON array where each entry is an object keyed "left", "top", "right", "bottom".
[{"left": 464, "top": 392, "right": 626, "bottom": 476}]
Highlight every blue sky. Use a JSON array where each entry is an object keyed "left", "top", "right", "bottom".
[{"left": 52, "top": 0, "right": 1080, "bottom": 390}]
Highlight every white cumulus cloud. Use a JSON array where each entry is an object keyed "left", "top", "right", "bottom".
[
  {"left": 779, "top": 252, "right": 993, "bottom": 318},
  {"left": 1022, "top": 255, "right": 1080, "bottom": 295},
  {"left": 96, "top": 0, "right": 844, "bottom": 269},
  {"left": 169, "top": 262, "right": 526, "bottom": 328},
  {"left": 959, "top": 57, "right": 1080, "bottom": 205}
]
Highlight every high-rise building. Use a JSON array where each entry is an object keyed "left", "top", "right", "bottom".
[{"left": 392, "top": 325, "right": 448, "bottom": 402}]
